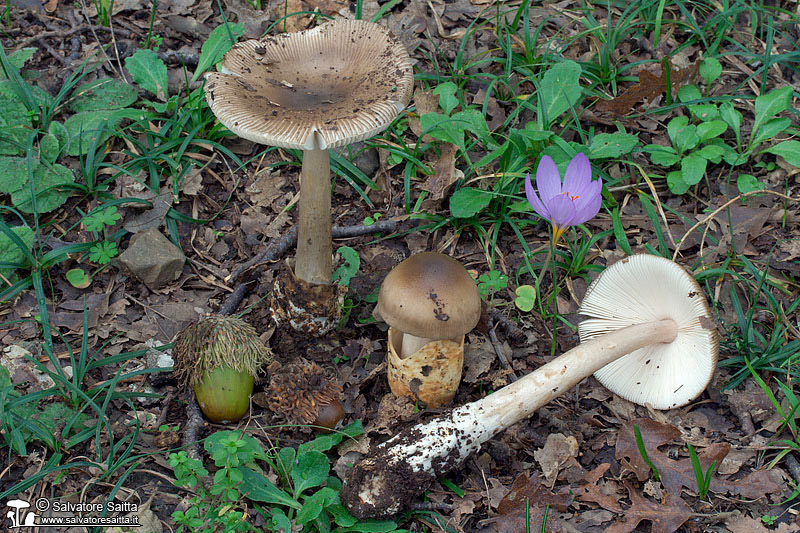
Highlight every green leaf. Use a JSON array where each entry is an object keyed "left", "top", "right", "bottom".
[
  {"left": 433, "top": 82, "right": 459, "bottom": 115},
  {"left": 669, "top": 118, "right": 701, "bottom": 154},
  {"left": 736, "top": 174, "right": 766, "bottom": 194},
  {"left": 752, "top": 86, "right": 792, "bottom": 140},
  {"left": 69, "top": 78, "right": 138, "bottom": 112},
  {"left": 240, "top": 467, "right": 301, "bottom": 509},
  {"left": 538, "top": 60, "right": 583, "bottom": 126},
  {"left": 125, "top": 49, "right": 169, "bottom": 101},
  {"left": 750, "top": 117, "right": 791, "bottom": 149},
  {"left": 88, "top": 241, "right": 118, "bottom": 264},
  {"left": 332, "top": 246, "right": 360, "bottom": 287},
  {"left": 0, "top": 92, "right": 32, "bottom": 155},
  {"left": 11, "top": 162, "right": 74, "bottom": 213},
  {"left": 296, "top": 487, "right": 336, "bottom": 524},
  {"left": 696, "top": 144, "right": 726, "bottom": 164},
  {"left": 643, "top": 144, "right": 679, "bottom": 166},
  {"left": 449, "top": 187, "right": 492, "bottom": 218},
  {"left": 327, "top": 503, "right": 358, "bottom": 527},
  {"left": 673, "top": 124, "right": 699, "bottom": 154},
  {"left": 666, "top": 170, "right": 691, "bottom": 195},
  {"left": 478, "top": 271, "right": 508, "bottom": 296},
  {"left": 688, "top": 104, "right": 719, "bottom": 121},
  {"left": 611, "top": 206, "right": 632, "bottom": 255},
  {"left": 0, "top": 155, "right": 32, "bottom": 194},
  {"left": 587, "top": 132, "right": 639, "bottom": 159},
  {"left": 0, "top": 225, "right": 33, "bottom": 281},
  {"left": 514, "top": 285, "right": 536, "bottom": 312},
  {"left": 680, "top": 153, "right": 707, "bottom": 186},
  {"left": 699, "top": 57, "right": 722, "bottom": 85},
  {"left": 83, "top": 206, "right": 121, "bottom": 232},
  {"left": 677, "top": 84, "right": 701, "bottom": 102},
  {"left": 763, "top": 140, "right": 800, "bottom": 167},
  {"left": 292, "top": 450, "right": 329, "bottom": 497},
  {"left": 695, "top": 120, "right": 727, "bottom": 142},
  {"left": 6, "top": 47, "right": 37, "bottom": 72},
  {"left": 269, "top": 509, "right": 292, "bottom": 533},
  {"left": 63, "top": 109, "right": 138, "bottom": 156},
  {"left": 193, "top": 22, "right": 246, "bottom": 82},
  {"left": 335, "top": 520, "right": 401, "bottom": 532},
  {"left": 719, "top": 102, "right": 742, "bottom": 145},
  {"left": 39, "top": 133, "right": 60, "bottom": 164},
  {"left": 66, "top": 268, "right": 91, "bottom": 289}
]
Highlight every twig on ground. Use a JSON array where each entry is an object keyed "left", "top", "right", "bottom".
[
  {"left": 217, "top": 283, "right": 251, "bottom": 317},
  {"left": 227, "top": 218, "right": 399, "bottom": 283},
  {"left": 783, "top": 454, "right": 800, "bottom": 489},
  {"left": 489, "top": 309, "right": 527, "bottom": 345},
  {"left": 487, "top": 316, "right": 517, "bottom": 382},
  {"left": 37, "top": 38, "right": 69, "bottom": 67},
  {"left": 182, "top": 400, "right": 205, "bottom": 462},
  {"left": 155, "top": 390, "right": 176, "bottom": 428}
]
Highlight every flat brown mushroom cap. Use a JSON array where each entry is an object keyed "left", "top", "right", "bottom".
[
  {"left": 376, "top": 252, "right": 481, "bottom": 339},
  {"left": 204, "top": 19, "right": 414, "bottom": 150}
]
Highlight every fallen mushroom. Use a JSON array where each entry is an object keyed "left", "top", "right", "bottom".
[
  {"left": 204, "top": 19, "right": 413, "bottom": 333},
  {"left": 172, "top": 316, "right": 272, "bottom": 423},
  {"left": 341, "top": 254, "right": 718, "bottom": 518},
  {"left": 375, "top": 252, "right": 481, "bottom": 407}
]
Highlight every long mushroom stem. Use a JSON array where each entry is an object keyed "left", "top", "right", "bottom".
[
  {"left": 341, "top": 319, "right": 678, "bottom": 519},
  {"left": 295, "top": 147, "right": 332, "bottom": 285}
]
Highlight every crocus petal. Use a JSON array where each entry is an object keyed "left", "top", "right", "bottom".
[
  {"left": 535, "top": 155, "right": 562, "bottom": 202},
  {"left": 571, "top": 178, "right": 603, "bottom": 225},
  {"left": 545, "top": 192, "right": 577, "bottom": 228},
  {"left": 525, "top": 172, "right": 550, "bottom": 219},
  {"left": 562, "top": 153, "right": 592, "bottom": 199}
]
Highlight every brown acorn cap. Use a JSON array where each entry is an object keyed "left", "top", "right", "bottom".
[
  {"left": 204, "top": 19, "right": 414, "bottom": 151},
  {"left": 376, "top": 252, "right": 481, "bottom": 340}
]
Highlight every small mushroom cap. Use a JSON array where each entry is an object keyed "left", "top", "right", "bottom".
[
  {"left": 578, "top": 254, "right": 718, "bottom": 409},
  {"left": 204, "top": 19, "right": 414, "bottom": 151},
  {"left": 376, "top": 252, "right": 481, "bottom": 340}
]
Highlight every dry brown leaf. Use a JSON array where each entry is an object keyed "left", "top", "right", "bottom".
[
  {"left": 421, "top": 142, "right": 462, "bottom": 203},
  {"left": 595, "top": 59, "right": 699, "bottom": 117},
  {"left": 575, "top": 463, "right": 624, "bottom": 514},
  {"left": 606, "top": 484, "right": 692, "bottom": 533},
  {"left": 616, "top": 418, "right": 730, "bottom": 495},
  {"left": 534, "top": 433, "right": 580, "bottom": 484}
]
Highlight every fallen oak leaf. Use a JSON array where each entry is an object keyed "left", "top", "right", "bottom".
[
  {"left": 616, "top": 418, "right": 731, "bottom": 496},
  {"left": 605, "top": 483, "right": 692, "bottom": 533},
  {"left": 594, "top": 58, "right": 699, "bottom": 117},
  {"left": 575, "top": 463, "right": 624, "bottom": 514}
]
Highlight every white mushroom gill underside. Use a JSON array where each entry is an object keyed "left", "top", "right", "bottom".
[
  {"left": 578, "top": 254, "right": 718, "bottom": 409},
  {"left": 204, "top": 19, "right": 414, "bottom": 150}
]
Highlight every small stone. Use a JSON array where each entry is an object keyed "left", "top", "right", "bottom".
[
  {"left": 334, "top": 141, "right": 379, "bottom": 178},
  {"left": 118, "top": 227, "right": 186, "bottom": 289}
]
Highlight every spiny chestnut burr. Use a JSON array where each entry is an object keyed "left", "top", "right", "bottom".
[{"left": 265, "top": 360, "right": 345, "bottom": 431}]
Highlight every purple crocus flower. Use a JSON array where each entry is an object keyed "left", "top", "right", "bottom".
[{"left": 525, "top": 153, "right": 602, "bottom": 241}]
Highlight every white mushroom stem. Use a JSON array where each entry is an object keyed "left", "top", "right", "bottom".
[
  {"left": 295, "top": 145, "right": 332, "bottom": 285},
  {"left": 342, "top": 319, "right": 678, "bottom": 518},
  {"left": 398, "top": 332, "right": 434, "bottom": 359}
]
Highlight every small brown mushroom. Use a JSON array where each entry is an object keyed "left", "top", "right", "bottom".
[{"left": 375, "top": 252, "right": 481, "bottom": 407}]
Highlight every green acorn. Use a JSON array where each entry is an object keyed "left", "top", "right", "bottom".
[{"left": 173, "top": 316, "right": 271, "bottom": 423}]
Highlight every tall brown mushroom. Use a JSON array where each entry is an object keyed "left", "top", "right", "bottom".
[{"left": 204, "top": 19, "right": 414, "bottom": 333}]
